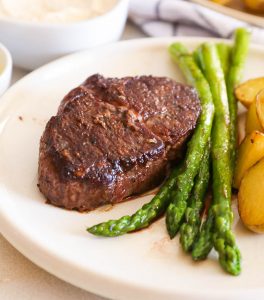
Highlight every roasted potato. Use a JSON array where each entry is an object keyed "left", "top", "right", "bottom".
[
  {"left": 243, "top": 0, "right": 264, "bottom": 12},
  {"left": 235, "top": 77, "right": 264, "bottom": 108},
  {"left": 233, "top": 131, "right": 264, "bottom": 188},
  {"left": 246, "top": 99, "right": 263, "bottom": 134},
  {"left": 238, "top": 157, "right": 264, "bottom": 233},
  {"left": 256, "top": 89, "right": 264, "bottom": 129},
  {"left": 211, "top": 0, "right": 231, "bottom": 4}
]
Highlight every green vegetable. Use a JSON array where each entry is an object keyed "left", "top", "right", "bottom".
[
  {"left": 217, "top": 43, "right": 231, "bottom": 80},
  {"left": 193, "top": 46, "right": 203, "bottom": 70},
  {"left": 191, "top": 42, "right": 230, "bottom": 262},
  {"left": 227, "top": 28, "right": 250, "bottom": 170},
  {"left": 180, "top": 143, "right": 211, "bottom": 252},
  {"left": 166, "top": 43, "right": 215, "bottom": 239},
  {"left": 87, "top": 165, "right": 182, "bottom": 237},
  {"left": 192, "top": 206, "right": 214, "bottom": 261},
  {"left": 200, "top": 42, "right": 241, "bottom": 275},
  {"left": 195, "top": 43, "right": 231, "bottom": 80}
]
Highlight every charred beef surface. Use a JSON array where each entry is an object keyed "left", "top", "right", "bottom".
[{"left": 38, "top": 74, "right": 201, "bottom": 211}]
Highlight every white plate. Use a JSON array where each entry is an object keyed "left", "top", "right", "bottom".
[
  {"left": 0, "top": 37, "right": 264, "bottom": 300},
  {"left": 192, "top": 0, "right": 264, "bottom": 27}
]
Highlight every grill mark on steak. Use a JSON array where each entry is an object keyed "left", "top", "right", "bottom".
[{"left": 38, "top": 74, "right": 201, "bottom": 211}]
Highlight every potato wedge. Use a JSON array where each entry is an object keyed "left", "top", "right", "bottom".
[
  {"left": 233, "top": 131, "right": 264, "bottom": 188},
  {"left": 211, "top": 0, "right": 231, "bottom": 4},
  {"left": 256, "top": 89, "right": 264, "bottom": 129},
  {"left": 243, "top": 0, "right": 264, "bottom": 12},
  {"left": 235, "top": 77, "right": 264, "bottom": 108},
  {"left": 246, "top": 100, "right": 263, "bottom": 134},
  {"left": 238, "top": 157, "right": 264, "bottom": 233}
]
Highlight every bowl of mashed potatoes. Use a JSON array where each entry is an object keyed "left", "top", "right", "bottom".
[{"left": 0, "top": 0, "right": 129, "bottom": 69}]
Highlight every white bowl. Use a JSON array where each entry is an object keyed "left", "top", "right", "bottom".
[
  {"left": 0, "top": 43, "right": 12, "bottom": 96},
  {"left": 0, "top": 0, "right": 129, "bottom": 70}
]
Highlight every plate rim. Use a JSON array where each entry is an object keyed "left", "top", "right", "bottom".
[{"left": 0, "top": 36, "right": 264, "bottom": 300}]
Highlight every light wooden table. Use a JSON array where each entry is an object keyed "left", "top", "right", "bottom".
[{"left": 0, "top": 22, "right": 145, "bottom": 300}]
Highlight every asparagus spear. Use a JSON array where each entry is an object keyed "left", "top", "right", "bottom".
[
  {"left": 200, "top": 42, "right": 241, "bottom": 275},
  {"left": 190, "top": 44, "right": 231, "bottom": 260},
  {"left": 227, "top": 28, "right": 250, "bottom": 171},
  {"left": 192, "top": 206, "right": 214, "bottom": 260},
  {"left": 217, "top": 43, "right": 231, "bottom": 80},
  {"left": 87, "top": 165, "right": 182, "bottom": 237},
  {"left": 192, "top": 36, "right": 248, "bottom": 268},
  {"left": 180, "top": 143, "right": 211, "bottom": 252},
  {"left": 193, "top": 46, "right": 203, "bottom": 70},
  {"left": 166, "top": 44, "right": 215, "bottom": 239},
  {"left": 196, "top": 43, "right": 231, "bottom": 79}
]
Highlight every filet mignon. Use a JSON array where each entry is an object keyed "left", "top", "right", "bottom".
[{"left": 38, "top": 74, "right": 201, "bottom": 211}]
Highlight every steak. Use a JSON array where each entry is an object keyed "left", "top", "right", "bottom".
[{"left": 38, "top": 74, "right": 201, "bottom": 211}]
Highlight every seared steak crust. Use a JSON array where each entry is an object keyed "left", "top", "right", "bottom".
[{"left": 38, "top": 74, "right": 201, "bottom": 211}]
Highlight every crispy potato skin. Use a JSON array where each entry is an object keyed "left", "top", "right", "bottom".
[
  {"left": 233, "top": 130, "right": 264, "bottom": 188},
  {"left": 235, "top": 78, "right": 264, "bottom": 108},
  {"left": 238, "top": 158, "right": 264, "bottom": 233},
  {"left": 246, "top": 100, "right": 263, "bottom": 134},
  {"left": 236, "top": 80, "right": 264, "bottom": 233},
  {"left": 256, "top": 89, "right": 264, "bottom": 129}
]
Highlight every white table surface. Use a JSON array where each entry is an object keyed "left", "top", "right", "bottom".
[{"left": 0, "top": 22, "right": 146, "bottom": 300}]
